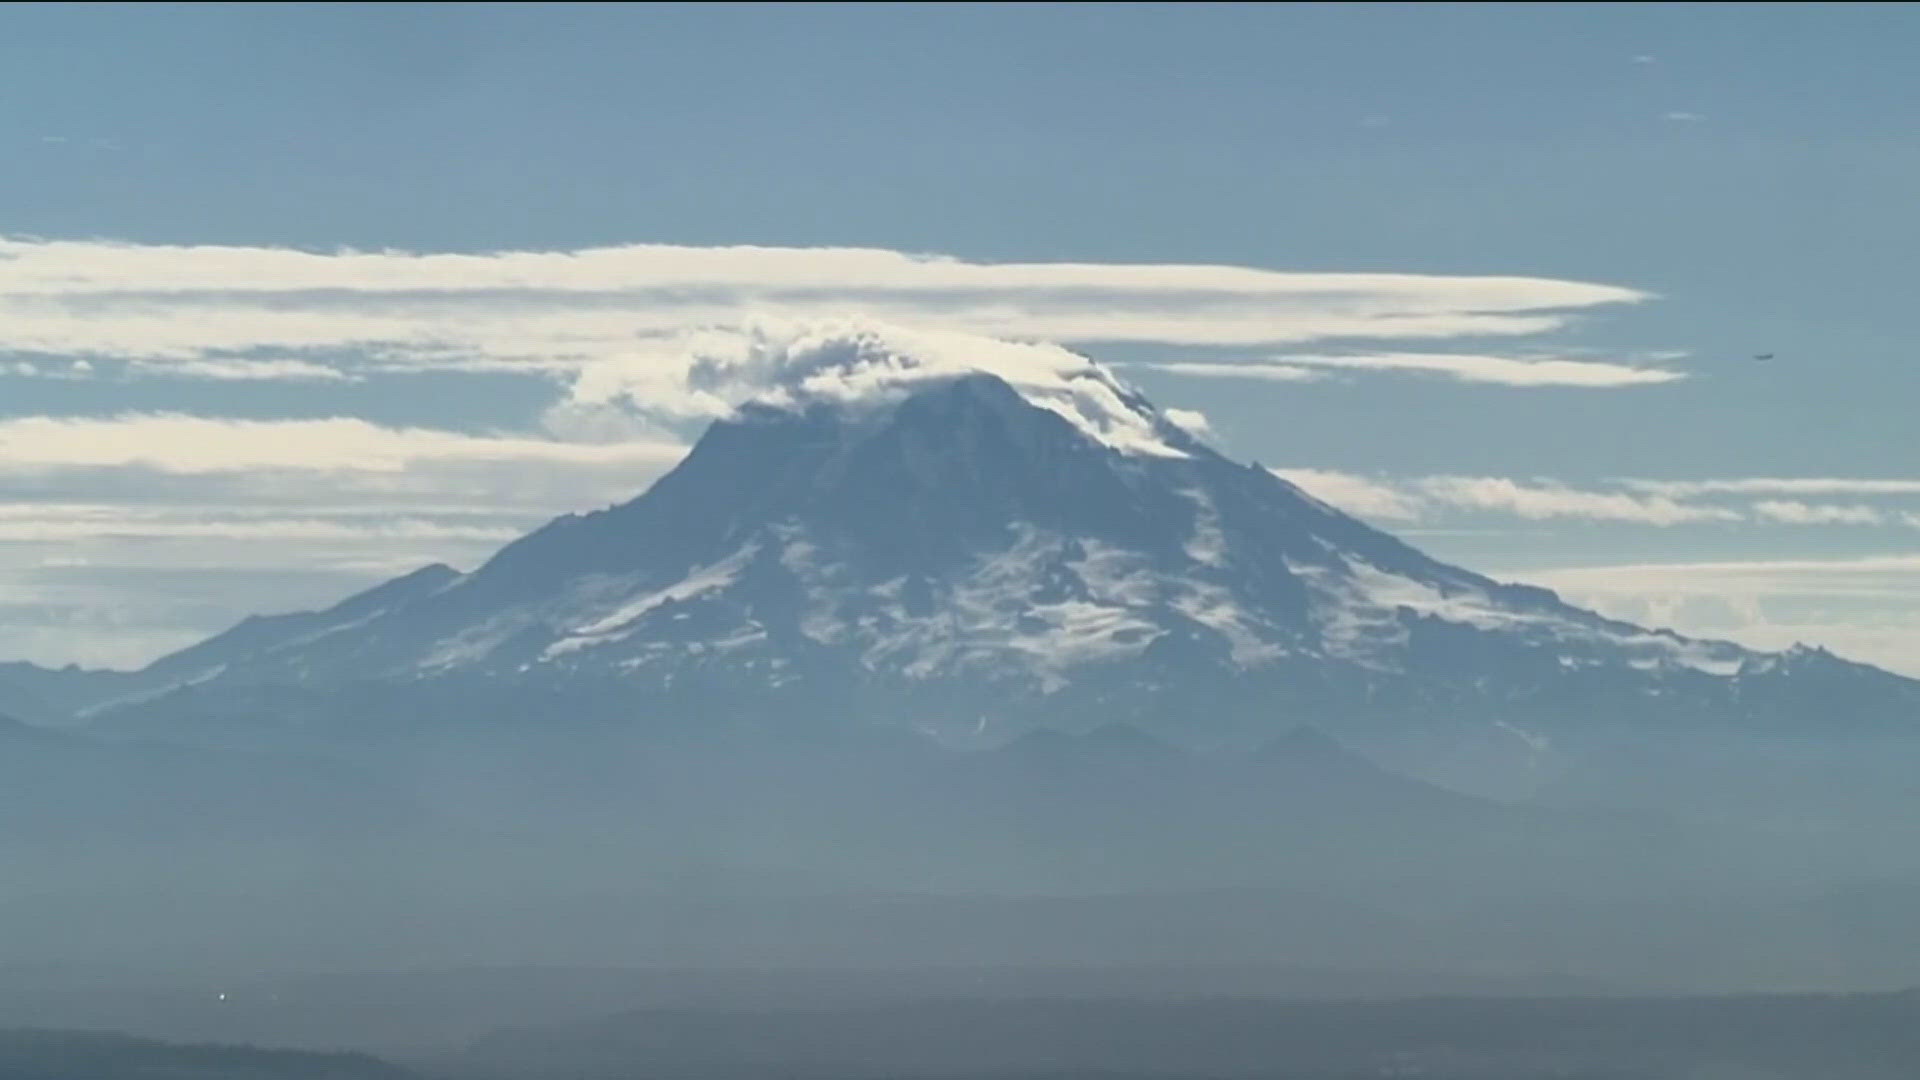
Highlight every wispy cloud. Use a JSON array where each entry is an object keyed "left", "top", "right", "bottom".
[
  {"left": 5, "top": 358, "right": 92, "bottom": 379},
  {"left": 0, "top": 505, "right": 520, "bottom": 544},
  {"left": 1160, "top": 407, "right": 1216, "bottom": 439},
  {"left": 1276, "top": 470, "right": 1920, "bottom": 529},
  {"left": 14, "top": 354, "right": 363, "bottom": 382},
  {"left": 1664, "top": 111, "right": 1705, "bottom": 122},
  {"left": 1625, "top": 477, "right": 1920, "bottom": 497},
  {"left": 1146, "top": 351, "right": 1682, "bottom": 388},
  {"left": 0, "top": 237, "right": 1646, "bottom": 383},
  {"left": 1751, "top": 500, "right": 1886, "bottom": 526},
  {"left": 1137, "top": 361, "right": 1320, "bottom": 382},
  {"left": 0, "top": 413, "right": 686, "bottom": 474},
  {"left": 1277, "top": 470, "right": 1737, "bottom": 525},
  {"left": 1272, "top": 469, "right": 1426, "bottom": 521},
  {"left": 129, "top": 357, "right": 357, "bottom": 382},
  {"left": 1417, "top": 476, "right": 1736, "bottom": 524}
]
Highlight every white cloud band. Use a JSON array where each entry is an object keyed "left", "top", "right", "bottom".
[
  {"left": 0, "top": 413, "right": 685, "bottom": 474},
  {"left": 0, "top": 237, "right": 1646, "bottom": 380},
  {"left": 1146, "top": 351, "right": 1684, "bottom": 388},
  {"left": 1278, "top": 469, "right": 1920, "bottom": 528}
]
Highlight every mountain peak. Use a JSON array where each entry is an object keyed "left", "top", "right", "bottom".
[
  {"left": 660, "top": 320, "right": 1207, "bottom": 460},
  {"left": 742, "top": 365, "right": 1205, "bottom": 465}
]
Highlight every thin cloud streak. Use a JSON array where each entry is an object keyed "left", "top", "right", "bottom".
[
  {"left": 0, "top": 237, "right": 1647, "bottom": 379},
  {"left": 0, "top": 414, "right": 687, "bottom": 474},
  {"left": 1278, "top": 469, "right": 1738, "bottom": 525},
  {"left": 1276, "top": 351, "right": 1685, "bottom": 387},
  {"left": 1752, "top": 500, "right": 1886, "bottom": 526},
  {"left": 1626, "top": 477, "right": 1920, "bottom": 497},
  {"left": 0, "top": 238, "right": 1646, "bottom": 304},
  {"left": 129, "top": 358, "right": 357, "bottom": 382},
  {"left": 1417, "top": 476, "right": 1735, "bottom": 524},
  {"left": 1271, "top": 469, "right": 1426, "bottom": 521},
  {"left": 1279, "top": 470, "right": 1920, "bottom": 529},
  {"left": 1145, "top": 352, "right": 1683, "bottom": 388},
  {"left": 1135, "top": 361, "right": 1320, "bottom": 382},
  {"left": 0, "top": 510, "right": 520, "bottom": 544}
]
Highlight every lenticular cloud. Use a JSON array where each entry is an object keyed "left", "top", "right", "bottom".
[{"left": 0, "top": 236, "right": 1645, "bottom": 378}]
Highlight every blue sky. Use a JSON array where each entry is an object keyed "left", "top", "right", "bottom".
[{"left": 3, "top": 2, "right": 1919, "bottom": 672}]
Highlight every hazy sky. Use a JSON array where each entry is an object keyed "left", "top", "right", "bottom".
[{"left": 3, "top": 2, "right": 1918, "bottom": 673}]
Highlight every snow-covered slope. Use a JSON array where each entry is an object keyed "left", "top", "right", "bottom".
[{"left": 87, "top": 367, "right": 1920, "bottom": 745}]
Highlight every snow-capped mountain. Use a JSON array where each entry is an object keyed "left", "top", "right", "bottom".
[{"left": 73, "top": 357, "right": 1919, "bottom": 751}]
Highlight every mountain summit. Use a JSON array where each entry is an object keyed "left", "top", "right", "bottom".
[{"left": 61, "top": 350, "right": 1920, "bottom": 752}]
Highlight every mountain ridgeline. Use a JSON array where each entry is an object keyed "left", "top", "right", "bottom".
[{"left": 34, "top": 372, "right": 1912, "bottom": 756}]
